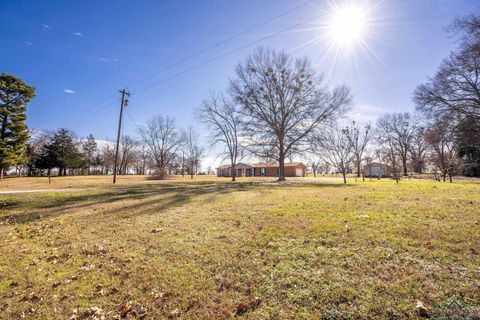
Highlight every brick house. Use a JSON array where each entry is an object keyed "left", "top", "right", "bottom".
[{"left": 216, "top": 162, "right": 306, "bottom": 177}]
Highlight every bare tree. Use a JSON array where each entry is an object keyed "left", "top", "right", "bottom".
[
  {"left": 409, "top": 125, "right": 429, "bottom": 174},
  {"left": 183, "top": 127, "right": 204, "bottom": 179},
  {"left": 231, "top": 48, "right": 351, "bottom": 181},
  {"left": 376, "top": 115, "right": 403, "bottom": 182},
  {"left": 198, "top": 93, "right": 244, "bottom": 181},
  {"left": 376, "top": 113, "right": 416, "bottom": 176},
  {"left": 118, "top": 135, "right": 138, "bottom": 175},
  {"left": 138, "top": 116, "right": 183, "bottom": 179},
  {"left": 313, "top": 125, "right": 352, "bottom": 184},
  {"left": 24, "top": 130, "right": 50, "bottom": 176},
  {"left": 414, "top": 15, "right": 480, "bottom": 122},
  {"left": 425, "top": 119, "right": 458, "bottom": 182},
  {"left": 134, "top": 143, "right": 150, "bottom": 175},
  {"left": 100, "top": 144, "right": 115, "bottom": 175},
  {"left": 305, "top": 153, "right": 321, "bottom": 177},
  {"left": 343, "top": 121, "right": 371, "bottom": 178}
]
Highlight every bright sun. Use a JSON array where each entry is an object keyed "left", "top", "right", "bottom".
[{"left": 328, "top": 5, "right": 368, "bottom": 48}]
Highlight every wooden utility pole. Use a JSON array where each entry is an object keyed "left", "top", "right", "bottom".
[{"left": 113, "top": 89, "right": 130, "bottom": 184}]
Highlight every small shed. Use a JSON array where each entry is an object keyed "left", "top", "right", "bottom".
[{"left": 362, "top": 163, "right": 392, "bottom": 177}]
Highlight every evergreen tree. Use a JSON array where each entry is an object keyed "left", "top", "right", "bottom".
[
  {"left": 0, "top": 74, "right": 35, "bottom": 179},
  {"left": 82, "top": 134, "right": 98, "bottom": 174},
  {"left": 45, "top": 128, "right": 85, "bottom": 176}
]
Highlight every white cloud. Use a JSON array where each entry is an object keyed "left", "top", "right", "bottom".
[
  {"left": 112, "top": 58, "right": 119, "bottom": 63},
  {"left": 64, "top": 89, "right": 75, "bottom": 94},
  {"left": 99, "top": 57, "right": 109, "bottom": 62},
  {"left": 24, "top": 41, "right": 34, "bottom": 46},
  {"left": 73, "top": 32, "right": 82, "bottom": 36},
  {"left": 42, "top": 24, "right": 51, "bottom": 30},
  {"left": 346, "top": 104, "right": 388, "bottom": 123}
]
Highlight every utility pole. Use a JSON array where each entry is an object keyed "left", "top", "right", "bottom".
[{"left": 113, "top": 89, "right": 130, "bottom": 183}]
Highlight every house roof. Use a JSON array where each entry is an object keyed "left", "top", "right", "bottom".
[
  {"left": 216, "top": 162, "right": 306, "bottom": 169},
  {"left": 363, "top": 162, "right": 391, "bottom": 169}
]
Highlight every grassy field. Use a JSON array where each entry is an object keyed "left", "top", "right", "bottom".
[{"left": 0, "top": 175, "right": 479, "bottom": 319}]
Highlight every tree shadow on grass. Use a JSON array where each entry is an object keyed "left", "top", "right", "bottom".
[
  {"left": 0, "top": 181, "right": 257, "bottom": 224},
  {"left": 0, "top": 180, "right": 354, "bottom": 224}
]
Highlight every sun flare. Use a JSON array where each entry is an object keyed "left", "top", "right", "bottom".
[{"left": 328, "top": 5, "right": 368, "bottom": 48}]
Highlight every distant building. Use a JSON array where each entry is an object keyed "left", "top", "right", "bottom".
[
  {"left": 362, "top": 163, "right": 392, "bottom": 177},
  {"left": 216, "top": 162, "right": 307, "bottom": 177}
]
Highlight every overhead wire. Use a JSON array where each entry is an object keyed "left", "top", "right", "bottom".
[
  {"left": 132, "top": 11, "right": 325, "bottom": 95},
  {"left": 57, "top": 1, "right": 319, "bottom": 131}
]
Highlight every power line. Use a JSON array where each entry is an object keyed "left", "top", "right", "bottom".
[
  {"left": 125, "top": 0, "right": 315, "bottom": 90},
  {"left": 62, "top": 99, "right": 117, "bottom": 128},
  {"left": 56, "top": 1, "right": 317, "bottom": 131},
  {"left": 56, "top": 93, "right": 117, "bottom": 128},
  {"left": 133, "top": 11, "right": 325, "bottom": 95}
]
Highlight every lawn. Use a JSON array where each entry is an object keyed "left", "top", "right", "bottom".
[{"left": 0, "top": 176, "right": 479, "bottom": 319}]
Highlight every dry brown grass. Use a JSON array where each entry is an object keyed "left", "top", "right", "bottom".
[{"left": 0, "top": 176, "right": 479, "bottom": 319}]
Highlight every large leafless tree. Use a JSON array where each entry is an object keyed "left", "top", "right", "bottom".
[
  {"left": 138, "top": 116, "right": 183, "bottom": 179},
  {"left": 230, "top": 48, "right": 351, "bottom": 181},
  {"left": 198, "top": 94, "right": 244, "bottom": 181}
]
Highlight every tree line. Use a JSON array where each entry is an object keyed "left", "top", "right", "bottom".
[
  {"left": 198, "top": 15, "right": 479, "bottom": 183},
  {"left": 1, "top": 15, "right": 478, "bottom": 182},
  {"left": 17, "top": 125, "right": 206, "bottom": 179}
]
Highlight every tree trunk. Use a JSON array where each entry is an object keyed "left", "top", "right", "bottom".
[
  {"left": 357, "top": 158, "right": 361, "bottom": 177},
  {"left": 313, "top": 169, "right": 316, "bottom": 178},
  {"left": 342, "top": 171, "right": 347, "bottom": 184},
  {"left": 231, "top": 161, "right": 236, "bottom": 182},
  {"left": 278, "top": 153, "right": 286, "bottom": 182},
  {"left": 0, "top": 168, "right": 3, "bottom": 180},
  {"left": 402, "top": 157, "right": 408, "bottom": 176}
]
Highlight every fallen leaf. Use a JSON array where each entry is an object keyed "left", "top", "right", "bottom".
[{"left": 120, "top": 301, "right": 133, "bottom": 318}]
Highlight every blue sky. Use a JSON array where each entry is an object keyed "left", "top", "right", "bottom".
[{"left": 1, "top": 0, "right": 478, "bottom": 148}]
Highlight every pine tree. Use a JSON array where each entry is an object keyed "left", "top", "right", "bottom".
[
  {"left": 83, "top": 134, "right": 98, "bottom": 175},
  {"left": 44, "top": 129, "right": 85, "bottom": 176},
  {"left": 0, "top": 74, "right": 35, "bottom": 179}
]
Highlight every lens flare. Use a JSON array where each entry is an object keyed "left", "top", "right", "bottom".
[{"left": 328, "top": 5, "right": 367, "bottom": 47}]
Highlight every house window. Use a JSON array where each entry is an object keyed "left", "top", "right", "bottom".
[{"left": 261, "top": 168, "right": 266, "bottom": 176}]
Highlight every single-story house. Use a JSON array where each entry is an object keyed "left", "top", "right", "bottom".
[
  {"left": 216, "top": 162, "right": 307, "bottom": 177},
  {"left": 362, "top": 163, "right": 392, "bottom": 177}
]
